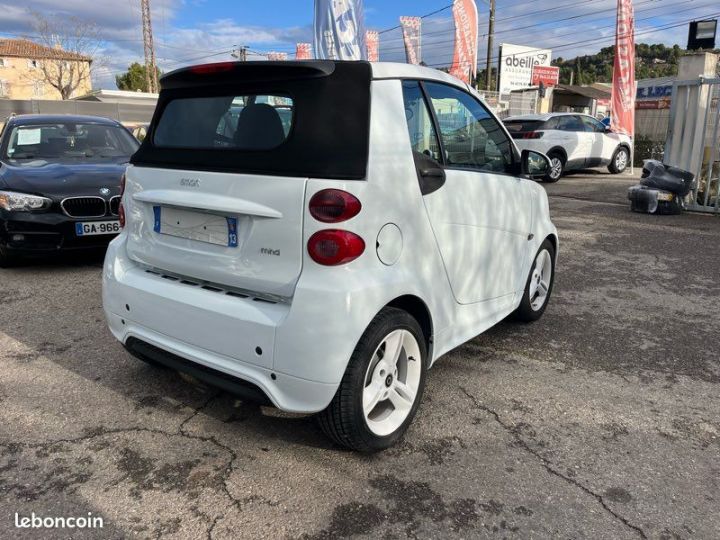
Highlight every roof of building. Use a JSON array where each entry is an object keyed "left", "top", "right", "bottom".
[
  {"left": 6, "top": 114, "right": 122, "bottom": 126},
  {"left": 554, "top": 84, "right": 611, "bottom": 100},
  {"left": 0, "top": 39, "right": 91, "bottom": 62}
]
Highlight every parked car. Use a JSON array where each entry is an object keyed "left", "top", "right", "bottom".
[
  {"left": 103, "top": 61, "right": 558, "bottom": 452},
  {"left": 0, "top": 114, "right": 139, "bottom": 266},
  {"left": 504, "top": 112, "right": 632, "bottom": 182}
]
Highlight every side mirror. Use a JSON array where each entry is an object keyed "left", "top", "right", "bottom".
[
  {"left": 604, "top": 125, "right": 612, "bottom": 133},
  {"left": 521, "top": 149, "right": 551, "bottom": 179}
]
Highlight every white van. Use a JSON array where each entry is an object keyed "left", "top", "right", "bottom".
[{"left": 103, "top": 61, "right": 558, "bottom": 452}]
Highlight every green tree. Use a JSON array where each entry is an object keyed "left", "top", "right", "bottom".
[{"left": 115, "top": 62, "right": 161, "bottom": 92}]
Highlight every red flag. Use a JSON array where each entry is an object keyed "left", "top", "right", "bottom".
[
  {"left": 366, "top": 30, "right": 379, "bottom": 62},
  {"left": 400, "top": 16, "right": 422, "bottom": 65},
  {"left": 611, "top": 0, "right": 635, "bottom": 137},
  {"left": 295, "top": 43, "right": 312, "bottom": 60},
  {"left": 450, "top": 0, "right": 479, "bottom": 84}
]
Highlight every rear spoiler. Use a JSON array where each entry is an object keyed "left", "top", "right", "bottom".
[{"left": 159, "top": 61, "right": 339, "bottom": 90}]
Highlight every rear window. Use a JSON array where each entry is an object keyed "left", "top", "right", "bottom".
[
  {"left": 132, "top": 61, "right": 372, "bottom": 180},
  {"left": 154, "top": 95, "right": 294, "bottom": 150},
  {"left": 503, "top": 120, "right": 543, "bottom": 133}
]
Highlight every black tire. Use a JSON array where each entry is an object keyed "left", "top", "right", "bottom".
[
  {"left": 514, "top": 239, "right": 556, "bottom": 322},
  {"left": 0, "top": 244, "right": 18, "bottom": 268},
  {"left": 544, "top": 152, "right": 565, "bottom": 183},
  {"left": 608, "top": 146, "right": 629, "bottom": 174},
  {"left": 317, "top": 307, "right": 428, "bottom": 453}
]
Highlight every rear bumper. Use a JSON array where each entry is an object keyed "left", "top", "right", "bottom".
[
  {"left": 102, "top": 237, "right": 340, "bottom": 413},
  {"left": 1, "top": 210, "right": 117, "bottom": 254}
]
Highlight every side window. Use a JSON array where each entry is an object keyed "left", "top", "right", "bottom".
[
  {"left": 401, "top": 81, "right": 441, "bottom": 163},
  {"left": 580, "top": 115, "right": 605, "bottom": 133},
  {"left": 423, "top": 82, "right": 513, "bottom": 173},
  {"left": 543, "top": 117, "right": 559, "bottom": 130},
  {"left": 557, "top": 115, "right": 585, "bottom": 132}
]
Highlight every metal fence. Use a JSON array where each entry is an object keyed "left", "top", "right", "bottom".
[
  {"left": 476, "top": 90, "right": 539, "bottom": 119},
  {"left": 0, "top": 99, "right": 156, "bottom": 127},
  {"left": 665, "top": 78, "right": 720, "bottom": 212}
]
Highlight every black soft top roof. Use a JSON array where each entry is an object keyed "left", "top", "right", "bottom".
[{"left": 131, "top": 61, "right": 372, "bottom": 180}]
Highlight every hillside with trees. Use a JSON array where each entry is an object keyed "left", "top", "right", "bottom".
[{"left": 552, "top": 43, "right": 687, "bottom": 84}]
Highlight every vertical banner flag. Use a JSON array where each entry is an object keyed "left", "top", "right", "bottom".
[
  {"left": 450, "top": 0, "right": 479, "bottom": 84},
  {"left": 366, "top": 30, "right": 379, "bottom": 62},
  {"left": 314, "top": 0, "right": 366, "bottom": 60},
  {"left": 400, "top": 16, "right": 422, "bottom": 65},
  {"left": 267, "top": 52, "right": 288, "bottom": 61},
  {"left": 296, "top": 43, "right": 313, "bottom": 60},
  {"left": 611, "top": 0, "right": 635, "bottom": 137}
]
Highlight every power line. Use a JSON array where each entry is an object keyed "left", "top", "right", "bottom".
[{"left": 420, "top": 11, "right": 720, "bottom": 71}]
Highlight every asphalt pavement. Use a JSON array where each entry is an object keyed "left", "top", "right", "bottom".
[{"left": 1, "top": 170, "right": 719, "bottom": 539}]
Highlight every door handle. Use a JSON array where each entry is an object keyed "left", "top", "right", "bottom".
[{"left": 419, "top": 168, "right": 445, "bottom": 179}]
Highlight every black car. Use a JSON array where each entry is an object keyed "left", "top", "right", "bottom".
[{"left": 0, "top": 114, "right": 139, "bottom": 266}]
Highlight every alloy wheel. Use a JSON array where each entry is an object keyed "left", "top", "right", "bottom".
[
  {"left": 615, "top": 149, "right": 628, "bottom": 171},
  {"left": 549, "top": 158, "right": 563, "bottom": 179},
  {"left": 362, "top": 329, "right": 422, "bottom": 437},
  {"left": 529, "top": 249, "right": 553, "bottom": 311}
]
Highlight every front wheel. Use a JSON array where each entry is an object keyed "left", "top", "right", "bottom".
[
  {"left": 544, "top": 153, "right": 564, "bottom": 183},
  {"left": 0, "top": 244, "right": 18, "bottom": 268},
  {"left": 514, "top": 240, "right": 556, "bottom": 322},
  {"left": 318, "top": 307, "right": 427, "bottom": 452},
  {"left": 609, "top": 147, "right": 629, "bottom": 174}
]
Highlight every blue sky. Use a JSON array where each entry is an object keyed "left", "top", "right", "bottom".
[{"left": 0, "top": 1, "right": 718, "bottom": 88}]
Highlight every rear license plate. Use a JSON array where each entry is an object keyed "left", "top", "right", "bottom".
[
  {"left": 75, "top": 220, "right": 121, "bottom": 236},
  {"left": 153, "top": 206, "right": 238, "bottom": 247}
]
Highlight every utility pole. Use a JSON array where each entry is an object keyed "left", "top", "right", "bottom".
[
  {"left": 231, "top": 46, "right": 249, "bottom": 61},
  {"left": 141, "top": 0, "right": 159, "bottom": 93},
  {"left": 485, "top": 0, "right": 496, "bottom": 91}
]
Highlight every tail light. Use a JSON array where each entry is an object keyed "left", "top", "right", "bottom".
[
  {"left": 522, "top": 131, "right": 544, "bottom": 139},
  {"left": 118, "top": 173, "right": 126, "bottom": 228},
  {"left": 308, "top": 230, "right": 365, "bottom": 266},
  {"left": 190, "top": 62, "right": 235, "bottom": 75},
  {"left": 309, "top": 189, "right": 361, "bottom": 223}
]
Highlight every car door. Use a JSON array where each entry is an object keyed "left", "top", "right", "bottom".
[
  {"left": 401, "top": 80, "right": 533, "bottom": 305},
  {"left": 556, "top": 115, "right": 590, "bottom": 169},
  {"left": 580, "top": 115, "right": 610, "bottom": 166}
]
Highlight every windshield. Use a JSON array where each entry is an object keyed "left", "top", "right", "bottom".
[{"left": 4, "top": 123, "right": 139, "bottom": 161}]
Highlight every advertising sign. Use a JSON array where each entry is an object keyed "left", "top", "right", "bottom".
[
  {"left": 449, "top": 0, "right": 479, "bottom": 84},
  {"left": 314, "top": 0, "right": 366, "bottom": 60},
  {"left": 400, "top": 16, "right": 422, "bottom": 65},
  {"left": 267, "top": 52, "right": 288, "bottom": 61},
  {"left": 531, "top": 65, "right": 559, "bottom": 87},
  {"left": 498, "top": 43, "right": 552, "bottom": 95},
  {"left": 366, "top": 30, "right": 379, "bottom": 62},
  {"left": 611, "top": 0, "right": 635, "bottom": 137},
  {"left": 295, "top": 43, "right": 313, "bottom": 60}
]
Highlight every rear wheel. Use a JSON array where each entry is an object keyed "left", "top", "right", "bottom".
[
  {"left": 544, "top": 153, "right": 564, "bottom": 183},
  {"left": 514, "top": 239, "right": 555, "bottom": 322},
  {"left": 318, "top": 307, "right": 427, "bottom": 452},
  {"left": 609, "top": 147, "right": 629, "bottom": 174}
]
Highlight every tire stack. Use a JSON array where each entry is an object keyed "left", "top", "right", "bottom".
[{"left": 628, "top": 160, "right": 695, "bottom": 215}]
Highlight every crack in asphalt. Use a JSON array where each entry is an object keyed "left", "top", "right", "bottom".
[
  {"left": 0, "top": 394, "right": 260, "bottom": 540},
  {"left": 460, "top": 387, "right": 648, "bottom": 539}
]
